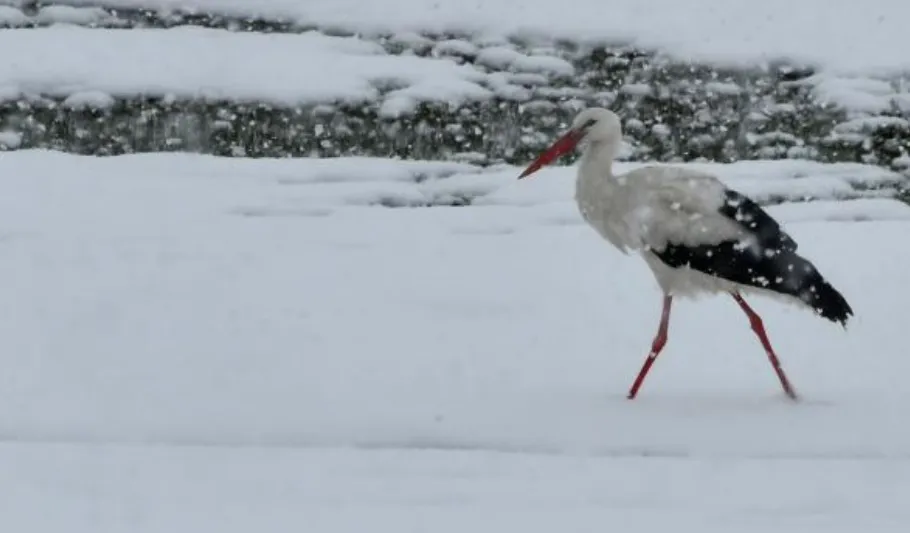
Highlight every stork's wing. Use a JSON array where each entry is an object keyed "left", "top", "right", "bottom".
[
  {"left": 718, "top": 188, "right": 797, "bottom": 252},
  {"left": 634, "top": 166, "right": 797, "bottom": 252},
  {"left": 629, "top": 169, "right": 850, "bottom": 323}
]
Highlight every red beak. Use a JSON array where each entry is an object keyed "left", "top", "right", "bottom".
[{"left": 517, "top": 127, "right": 586, "bottom": 179}]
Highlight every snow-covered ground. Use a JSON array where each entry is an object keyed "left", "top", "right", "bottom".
[
  {"left": 3, "top": 1, "right": 910, "bottom": 529},
  {"left": 1, "top": 150, "right": 909, "bottom": 531}
]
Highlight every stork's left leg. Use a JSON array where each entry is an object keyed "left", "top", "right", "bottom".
[
  {"left": 731, "top": 292, "right": 798, "bottom": 400},
  {"left": 627, "top": 294, "right": 673, "bottom": 400}
]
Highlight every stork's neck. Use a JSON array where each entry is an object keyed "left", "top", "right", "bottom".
[{"left": 579, "top": 139, "right": 618, "bottom": 179}]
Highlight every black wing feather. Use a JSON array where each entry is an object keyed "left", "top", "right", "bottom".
[
  {"left": 719, "top": 190, "right": 797, "bottom": 252},
  {"left": 652, "top": 189, "right": 853, "bottom": 325}
]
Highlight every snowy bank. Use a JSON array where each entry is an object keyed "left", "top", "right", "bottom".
[
  {"left": 16, "top": 0, "right": 910, "bottom": 75},
  {"left": 0, "top": 26, "right": 492, "bottom": 106},
  {"left": 1, "top": 150, "right": 904, "bottom": 210},
  {"left": 3, "top": 5, "right": 910, "bottom": 169}
]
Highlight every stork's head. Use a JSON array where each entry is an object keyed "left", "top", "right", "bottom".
[{"left": 518, "top": 107, "right": 623, "bottom": 179}]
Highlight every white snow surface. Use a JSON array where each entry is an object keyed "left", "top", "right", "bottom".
[
  {"left": 40, "top": 0, "right": 910, "bottom": 74},
  {"left": 34, "top": 5, "right": 111, "bottom": 24},
  {"left": 0, "top": 26, "right": 487, "bottom": 106},
  {"left": 0, "top": 5, "right": 29, "bottom": 24},
  {"left": 1, "top": 150, "right": 909, "bottom": 531}
]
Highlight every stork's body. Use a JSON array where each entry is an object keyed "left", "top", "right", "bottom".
[{"left": 518, "top": 108, "right": 853, "bottom": 400}]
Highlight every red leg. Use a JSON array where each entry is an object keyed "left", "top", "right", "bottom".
[
  {"left": 731, "top": 292, "right": 798, "bottom": 400},
  {"left": 627, "top": 295, "right": 673, "bottom": 400}
]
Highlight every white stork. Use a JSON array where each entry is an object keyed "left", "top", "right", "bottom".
[{"left": 517, "top": 107, "right": 853, "bottom": 401}]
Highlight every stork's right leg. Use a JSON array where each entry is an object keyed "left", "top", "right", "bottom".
[
  {"left": 627, "top": 294, "right": 672, "bottom": 400},
  {"left": 730, "top": 292, "right": 798, "bottom": 401}
]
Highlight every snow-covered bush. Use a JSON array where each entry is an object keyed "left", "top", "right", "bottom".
[{"left": 2, "top": 3, "right": 909, "bottom": 176}]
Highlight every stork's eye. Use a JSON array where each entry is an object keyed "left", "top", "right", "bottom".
[{"left": 581, "top": 118, "right": 597, "bottom": 130}]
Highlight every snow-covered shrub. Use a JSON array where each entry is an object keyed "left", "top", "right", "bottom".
[{"left": 2, "top": 3, "right": 910, "bottom": 176}]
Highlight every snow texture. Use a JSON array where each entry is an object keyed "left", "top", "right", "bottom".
[
  {"left": 432, "top": 38, "right": 480, "bottom": 58},
  {"left": 34, "top": 5, "right": 111, "bottom": 25},
  {"left": 812, "top": 76, "right": 908, "bottom": 115},
  {"left": 2, "top": 4, "right": 909, "bottom": 124},
  {"left": 473, "top": 159, "right": 904, "bottom": 208},
  {"left": 3, "top": 444, "right": 909, "bottom": 533},
  {"left": 62, "top": 90, "right": 117, "bottom": 109},
  {"left": 0, "top": 26, "right": 488, "bottom": 107},
  {"left": 0, "top": 5, "right": 29, "bottom": 24},
  {"left": 379, "top": 78, "right": 493, "bottom": 118},
  {"left": 0, "top": 130, "right": 22, "bottom": 149},
  {"left": 834, "top": 116, "right": 910, "bottom": 135},
  {"left": 37, "top": 0, "right": 910, "bottom": 75},
  {"left": 0, "top": 150, "right": 908, "bottom": 530},
  {"left": 475, "top": 46, "right": 574, "bottom": 77}
]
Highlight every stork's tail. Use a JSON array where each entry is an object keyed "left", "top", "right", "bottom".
[{"left": 783, "top": 251, "right": 853, "bottom": 327}]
